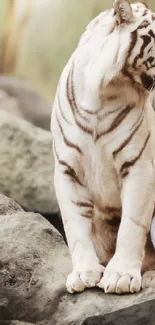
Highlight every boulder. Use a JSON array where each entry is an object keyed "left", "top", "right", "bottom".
[
  {"left": 82, "top": 299, "right": 155, "bottom": 325},
  {"left": 0, "top": 194, "right": 155, "bottom": 325},
  {"left": 0, "top": 194, "right": 71, "bottom": 323},
  {"left": 0, "top": 76, "right": 51, "bottom": 130},
  {"left": 0, "top": 110, "right": 58, "bottom": 214}
]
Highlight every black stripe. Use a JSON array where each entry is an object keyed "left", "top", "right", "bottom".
[
  {"left": 133, "top": 35, "right": 151, "bottom": 68},
  {"left": 142, "top": 9, "right": 148, "bottom": 16},
  {"left": 64, "top": 169, "right": 83, "bottom": 186},
  {"left": 99, "top": 105, "right": 121, "bottom": 120},
  {"left": 72, "top": 201, "right": 94, "bottom": 208},
  {"left": 143, "top": 56, "right": 155, "bottom": 70},
  {"left": 138, "top": 20, "right": 150, "bottom": 29},
  {"left": 70, "top": 66, "right": 88, "bottom": 122},
  {"left": 139, "top": 35, "right": 151, "bottom": 59},
  {"left": 120, "top": 132, "right": 150, "bottom": 177},
  {"left": 53, "top": 143, "right": 84, "bottom": 186},
  {"left": 81, "top": 212, "right": 92, "bottom": 219},
  {"left": 122, "top": 30, "right": 137, "bottom": 71},
  {"left": 113, "top": 114, "right": 143, "bottom": 158},
  {"left": 148, "top": 30, "right": 155, "bottom": 39},
  {"left": 123, "top": 69, "right": 134, "bottom": 82},
  {"left": 101, "top": 206, "right": 121, "bottom": 216},
  {"left": 58, "top": 91, "right": 71, "bottom": 125},
  {"left": 56, "top": 113, "right": 83, "bottom": 155},
  {"left": 96, "top": 104, "right": 135, "bottom": 141},
  {"left": 66, "top": 66, "right": 93, "bottom": 135}
]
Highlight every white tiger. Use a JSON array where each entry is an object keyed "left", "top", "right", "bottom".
[{"left": 51, "top": 0, "right": 155, "bottom": 294}]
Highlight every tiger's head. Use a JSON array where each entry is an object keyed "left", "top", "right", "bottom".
[
  {"left": 113, "top": 0, "right": 155, "bottom": 91},
  {"left": 80, "top": 0, "right": 155, "bottom": 108}
]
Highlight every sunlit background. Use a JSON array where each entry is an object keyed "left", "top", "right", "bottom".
[{"left": 0, "top": 0, "right": 154, "bottom": 105}]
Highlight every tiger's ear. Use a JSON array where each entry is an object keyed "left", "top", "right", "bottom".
[
  {"left": 135, "top": 1, "right": 148, "bottom": 8},
  {"left": 113, "top": 0, "right": 133, "bottom": 25}
]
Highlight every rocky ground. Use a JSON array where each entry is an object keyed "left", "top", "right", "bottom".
[
  {"left": 0, "top": 109, "right": 57, "bottom": 214},
  {"left": 83, "top": 299, "right": 155, "bottom": 325},
  {"left": 0, "top": 194, "right": 154, "bottom": 325},
  {"left": 0, "top": 107, "right": 67, "bottom": 239}
]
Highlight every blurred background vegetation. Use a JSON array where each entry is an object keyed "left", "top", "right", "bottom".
[{"left": 0, "top": 0, "right": 154, "bottom": 103}]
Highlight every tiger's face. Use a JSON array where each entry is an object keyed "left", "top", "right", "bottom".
[{"left": 115, "top": 0, "right": 155, "bottom": 91}]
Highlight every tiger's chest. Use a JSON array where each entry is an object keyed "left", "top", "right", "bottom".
[{"left": 82, "top": 138, "right": 121, "bottom": 210}]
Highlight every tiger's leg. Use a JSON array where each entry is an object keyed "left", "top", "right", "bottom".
[
  {"left": 142, "top": 218, "right": 155, "bottom": 288},
  {"left": 98, "top": 163, "right": 154, "bottom": 293},
  {"left": 54, "top": 158, "right": 104, "bottom": 294}
]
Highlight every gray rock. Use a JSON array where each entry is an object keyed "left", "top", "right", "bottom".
[
  {"left": 82, "top": 299, "right": 155, "bottom": 325},
  {"left": 51, "top": 288, "right": 155, "bottom": 325},
  {"left": 0, "top": 194, "right": 71, "bottom": 323},
  {"left": 0, "top": 110, "right": 58, "bottom": 213},
  {"left": 0, "top": 76, "right": 51, "bottom": 130},
  {"left": 0, "top": 320, "right": 35, "bottom": 325},
  {"left": 0, "top": 194, "right": 155, "bottom": 325}
]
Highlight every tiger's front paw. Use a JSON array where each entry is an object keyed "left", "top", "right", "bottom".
[
  {"left": 66, "top": 265, "right": 104, "bottom": 293},
  {"left": 98, "top": 255, "right": 141, "bottom": 294}
]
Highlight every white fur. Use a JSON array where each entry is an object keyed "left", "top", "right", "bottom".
[{"left": 51, "top": 1, "right": 155, "bottom": 294}]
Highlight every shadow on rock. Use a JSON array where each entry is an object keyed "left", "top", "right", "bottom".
[{"left": 82, "top": 299, "right": 155, "bottom": 325}]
